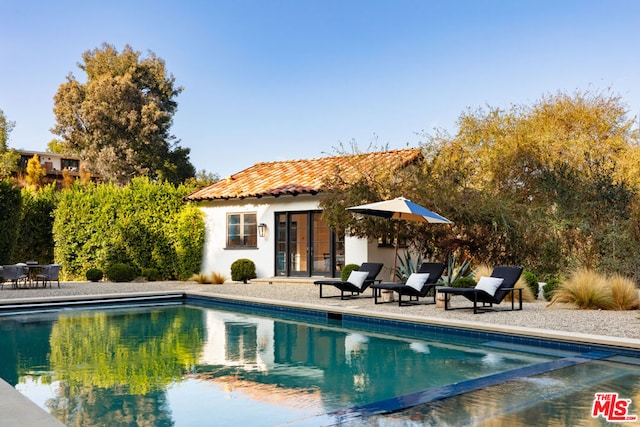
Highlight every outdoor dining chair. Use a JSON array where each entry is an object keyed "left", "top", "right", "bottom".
[
  {"left": 1, "top": 264, "right": 29, "bottom": 289},
  {"left": 35, "top": 264, "right": 62, "bottom": 288}
]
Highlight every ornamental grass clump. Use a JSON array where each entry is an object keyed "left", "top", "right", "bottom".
[
  {"left": 609, "top": 274, "right": 640, "bottom": 310},
  {"left": 547, "top": 268, "right": 615, "bottom": 310},
  {"left": 210, "top": 272, "right": 227, "bottom": 284},
  {"left": 189, "top": 272, "right": 227, "bottom": 284},
  {"left": 473, "top": 264, "right": 492, "bottom": 279},
  {"left": 190, "top": 273, "right": 212, "bottom": 284}
]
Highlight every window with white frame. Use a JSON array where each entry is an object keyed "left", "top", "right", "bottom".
[{"left": 227, "top": 213, "right": 257, "bottom": 248}]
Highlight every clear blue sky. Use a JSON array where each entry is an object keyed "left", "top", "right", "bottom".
[{"left": 1, "top": 0, "right": 639, "bottom": 178}]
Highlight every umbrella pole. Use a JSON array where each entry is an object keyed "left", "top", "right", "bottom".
[{"left": 393, "top": 221, "right": 399, "bottom": 281}]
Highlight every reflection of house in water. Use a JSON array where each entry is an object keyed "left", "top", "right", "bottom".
[
  {"left": 193, "top": 309, "right": 544, "bottom": 415},
  {"left": 197, "top": 310, "right": 384, "bottom": 404},
  {"left": 200, "top": 310, "right": 337, "bottom": 380},
  {"left": 200, "top": 311, "right": 276, "bottom": 371},
  {"left": 197, "top": 311, "right": 329, "bottom": 411}
]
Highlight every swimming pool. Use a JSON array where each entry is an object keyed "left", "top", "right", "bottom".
[{"left": 0, "top": 295, "right": 638, "bottom": 426}]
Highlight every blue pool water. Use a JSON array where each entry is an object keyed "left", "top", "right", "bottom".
[{"left": 0, "top": 297, "right": 638, "bottom": 426}]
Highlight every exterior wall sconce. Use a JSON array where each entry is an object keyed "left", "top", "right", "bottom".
[{"left": 258, "top": 223, "right": 267, "bottom": 237}]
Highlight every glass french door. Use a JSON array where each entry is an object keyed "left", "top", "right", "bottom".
[{"left": 275, "top": 211, "right": 344, "bottom": 277}]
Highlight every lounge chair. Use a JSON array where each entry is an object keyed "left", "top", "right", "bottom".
[
  {"left": 371, "top": 262, "right": 446, "bottom": 306},
  {"left": 35, "top": 264, "right": 62, "bottom": 288},
  {"left": 1, "top": 264, "right": 29, "bottom": 289},
  {"left": 437, "top": 265, "right": 524, "bottom": 314},
  {"left": 314, "top": 262, "right": 383, "bottom": 299}
]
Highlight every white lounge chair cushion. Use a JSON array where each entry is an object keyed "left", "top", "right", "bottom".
[
  {"left": 474, "top": 276, "right": 504, "bottom": 296},
  {"left": 347, "top": 270, "right": 369, "bottom": 289},
  {"left": 405, "top": 273, "right": 430, "bottom": 291}
]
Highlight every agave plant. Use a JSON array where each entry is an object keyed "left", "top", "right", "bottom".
[
  {"left": 394, "top": 252, "right": 424, "bottom": 282},
  {"left": 438, "top": 253, "right": 473, "bottom": 286}
]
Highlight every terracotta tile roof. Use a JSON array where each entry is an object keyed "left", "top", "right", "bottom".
[{"left": 184, "top": 148, "right": 422, "bottom": 201}]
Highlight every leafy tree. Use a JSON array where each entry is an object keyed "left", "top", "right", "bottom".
[
  {"left": 0, "top": 108, "right": 19, "bottom": 179},
  {"left": 319, "top": 145, "right": 453, "bottom": 262},
  {"left": 0, "top": 108, "right": 12, "bottom": 150},
  {"left": 46, "top": 138, "right": 65, "bottom": 153},
  {"left": 52, "top": 43, "right": 195, "bottom": 185},
  {"left": 185, "top": 169, "right": 220, "bottom": 188},
  {"left": 424, "top": 91, "right": 640, "bottom": 277},
  {"left": 321, "top": 91, "right": 640, "bottom": 279}
]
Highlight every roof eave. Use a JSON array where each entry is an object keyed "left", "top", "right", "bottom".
[{"left": 185, "top": 188, "right": 321, "bottom": 202}]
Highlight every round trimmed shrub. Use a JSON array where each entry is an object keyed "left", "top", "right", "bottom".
[
  {"left": 86, "top": 268, "right": 104, "bottom": 282},
  {"left": 543, "top": 278, "right": 561, "bottom": 301},
  {"left": 523, "top": 271, "right": 539, "bottom": 299},
  {"left": 451, "top": 277, "right": 476, "bottom": 288},
  {"left": 107, "top": 263, "right": 137, "bottom": 282},
  {"left": 340, "top": 264, "right": 360, "bottom": 281},
  {"left": 230, "top": 258, "right": 257, "bottom": 283},
  {"left": 142, "top": 267, "right": 160, "bottom": 281}
]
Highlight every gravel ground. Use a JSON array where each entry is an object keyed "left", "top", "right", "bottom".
[{"left": 2, "top": 280, "right": 640, "bottom": 342}]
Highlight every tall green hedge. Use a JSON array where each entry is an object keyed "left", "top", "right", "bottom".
[
  {"left": 13, "top": 185, "right": 58, "bottom": 264},
  {"left": 0, "top": 180, "right": 22, "bottom": 264},
  {"left": 53, "top": 177, "right": 204, "bottom": 280},
  {"left": 171, "top": 205, "right": 206, "bottom": 281}
]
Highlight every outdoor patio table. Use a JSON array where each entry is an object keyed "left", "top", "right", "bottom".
[{"left": 24, "top": 263, "right": 44, "bottom": 288}]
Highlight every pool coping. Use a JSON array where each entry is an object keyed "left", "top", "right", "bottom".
[
  {"left": 1, "top": 290, "right": 640, "bottom": 427},
  {"left": 0, "top": 378, "right": 65, "bottom": 427}
]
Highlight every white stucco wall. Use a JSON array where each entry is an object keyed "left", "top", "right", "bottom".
[
  {"left": 198, "top": 194, "right": 390, "bottom": 279},
  {"left": 36, "top": 153, "right": 64, "bottom": 170},
  {"left": 199, "top": 197, "right": 297, "bottom": 278}
]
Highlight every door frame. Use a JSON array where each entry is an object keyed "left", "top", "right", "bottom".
[{"left": 274, "top": 210, "right": 342, "bottom": 277}]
